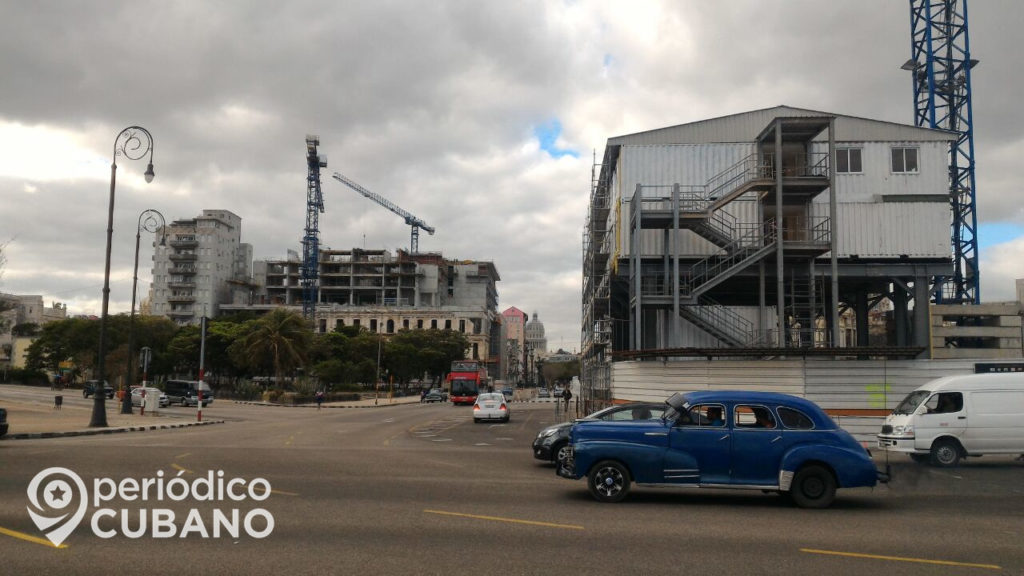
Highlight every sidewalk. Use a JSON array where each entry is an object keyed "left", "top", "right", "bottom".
[
  {"left": 235, "top": 394, "right": 424, "bottom": 409},
  {"left": 0, "top": 398, "right": 222, "bottom": 440}
]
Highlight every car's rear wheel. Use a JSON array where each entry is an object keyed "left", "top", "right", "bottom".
[
  {"left": 930, "top": 438, "right": 962, "bottom": 467},
  {"left": 587, "top": 460, "right": 631, "bottom": 503},
  {"left": 789, "top": 464, "right": 836, "bottom": 509}
]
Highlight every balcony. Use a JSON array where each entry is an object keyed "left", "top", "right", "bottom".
[
  {"left": 170, "top": 237, "right": 198, "bottom": 248},
  {"left": 169, "top": 266, "right": 197, "bottom": 275},
  {"left": 168, "top": 294, "right": 195, "bottom": 303},
  {"left": 168, "top": 281, "right": 195, "bottom": 289},
  {"left": 169, "top": 252, "right": 197, "bottom": 262}
]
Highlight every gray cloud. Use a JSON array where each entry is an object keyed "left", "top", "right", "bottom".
[{"left": 2, "top": 0, "right": 1022, "bottom": 346}]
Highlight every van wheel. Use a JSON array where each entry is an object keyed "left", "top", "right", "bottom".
[
  {"left": 789, "top": 464, "right": 836, "bottom": 509},
  {"left": 930, "top": 439, "right": 962, "bottom": 467}
]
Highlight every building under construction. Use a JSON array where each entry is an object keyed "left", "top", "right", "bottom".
[{"left": 580, "top": 106, "right": 1009, "bottom": 407}]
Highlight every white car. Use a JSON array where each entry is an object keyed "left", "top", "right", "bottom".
[
  {"left": 473, "top": 392, "right": 510, "bottom": 423},
  {"left": 131, "top": 387, "right": 169, "bottom": 408}
]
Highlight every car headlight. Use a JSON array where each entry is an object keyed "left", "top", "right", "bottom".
[
  {"left": 538, "top": 428, "right": 558, "bottom": 439},
  {"left": 893, "top": 425, "right": 914, "bottom": 437}
]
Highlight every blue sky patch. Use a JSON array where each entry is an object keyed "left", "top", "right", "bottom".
[
  {"left": 534, "top": 120, "right": 578, "bottom": 159},
  {"left": 977, "top": 222, "right": 1024, "bottom": 251}
]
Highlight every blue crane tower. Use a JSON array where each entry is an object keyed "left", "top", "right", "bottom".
[
  {"left": 905, "top": 0, "right": 980, "bottom": 304},
  {"left": 302, "top": 135, "right": 327, "bottom": 319},
  {"left": 331, "top": 172, "right": 435, "bottom": 253}
]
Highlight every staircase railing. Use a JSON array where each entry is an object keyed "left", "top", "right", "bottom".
[
  {"left": 681, "top": 219, "right": 777, "bottom": 298},
  {"left": 683, "top": 295, "right": 756, "bottom": 347}
]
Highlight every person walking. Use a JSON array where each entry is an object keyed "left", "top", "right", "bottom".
[
  {"left": 316, "top": 390, "right": 325, "bottom": 410},
  {"left": 562, "top": 386, "right": 572, "bottom": 414}
]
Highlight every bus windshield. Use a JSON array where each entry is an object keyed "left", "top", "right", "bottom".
[{"left": 450, "top": 378, "right": 478, "bottom": 396}]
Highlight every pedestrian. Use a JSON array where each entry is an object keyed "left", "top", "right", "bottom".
[
  {"left": 562, "top": 386, "right": 572, "bottom": 414},
  {"left": 316, "top": 390, "right": 324, "bottom": 410}
]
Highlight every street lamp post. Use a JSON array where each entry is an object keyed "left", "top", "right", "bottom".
[
  {"left": 90, "top": 126, "right": 155, "bottom": 428},
  {"left": 121, "top": 209, "right": 166, "bottom": 414}
]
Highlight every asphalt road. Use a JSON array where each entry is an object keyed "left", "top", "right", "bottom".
[{"left": 1, "top": 388, "right": 1023, "bottom": 575}]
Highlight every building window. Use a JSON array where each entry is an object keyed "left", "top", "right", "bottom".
[
  {"left": 459, "top": 319, "right": 466, "bottom": 333},
  {"left": 836, "top": 148, "right": 862, "bottom": 173},
  {"left": 386, "top": 319, "right": 395, "bottom": 334},
  {"left": 403, "top": 319, "right": 409, "bottom": 330},
  {"left": 431, "top": 319, "right": 438, "bottom": 329},
  {"left": 353, "top": 319, "right": 360, "bottom": 328},
  {"left": 370, "top": 319, "right": 378, "bottom": 332},
  {"left": 417, "top": 319, "right": 424, "bottom": 329},
  {"left": 319, "top": 319, "right": 327, "bottom": 333},
  {"left": 445, "top": 319, "right": 452, "bottom": 330},
  {"left": 335, "top": 319, "right": 343, "bottom": 330},
  {"left": 891, "top": 147, "right": 918, "bottom": 173}
]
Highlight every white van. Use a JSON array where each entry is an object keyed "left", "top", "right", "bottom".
[{"left": 877, "top": 372, "right": 1024, "bottom": 466}]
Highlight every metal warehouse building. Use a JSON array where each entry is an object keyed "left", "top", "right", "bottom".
[{"left": 579, "top": 105, "right": 1009, "bottom": 410}]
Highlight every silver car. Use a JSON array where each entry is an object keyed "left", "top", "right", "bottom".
[{"left": 473, "top": 392, "right": 510, "bottom": 423}]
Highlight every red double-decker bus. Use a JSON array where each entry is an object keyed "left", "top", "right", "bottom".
[{"left": 447, "top": 360, "right": 484, "bottom": 405}]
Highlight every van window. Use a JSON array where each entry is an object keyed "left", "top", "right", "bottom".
[{"left": 925, "top": 392, "right": 963, "bottom": 414}]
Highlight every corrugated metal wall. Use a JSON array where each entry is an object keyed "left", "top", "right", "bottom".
[
  {"left": 810, "top": 202, "right": 949, "bottom": 258},
  {"left": 610, "top": 358, "right": 977, "bottom": 411},
  {"left": 811, "top": 141, "right": 950, "bottom": 200}
]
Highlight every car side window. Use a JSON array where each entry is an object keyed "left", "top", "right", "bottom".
[
  {"left": 777, "top": 407, "right": 814, "bottom": 430},
  {"left": 734, "top": 405, "right": 777, "bottom": 429},
  {"left": 677, "top": 404, "right": 725, "bottom": 427},
  {"left": 925, "top": 392, "right": 963, "bottom": 414}
]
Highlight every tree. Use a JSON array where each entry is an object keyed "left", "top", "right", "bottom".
[{"left": 229, "top": 308, "right": 311, "bottom": 385}]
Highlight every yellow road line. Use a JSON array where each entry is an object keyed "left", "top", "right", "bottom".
[
  {"left": 175, "top": 452, "right": 191, "bottom": 459},
  {"left": 800, "top": 548, "right": 1001, "bottom": 570},
  {"left": 171, "top": 463, "right": 193, "bottom": 474},
  {"left": 0, "top": 525, "right": 68, "bottom": 549},
  {"left": 424, "top": 509, "right": 583, "bottom": 531}
]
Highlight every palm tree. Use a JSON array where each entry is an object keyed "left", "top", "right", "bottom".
[{"left": 234, "top": 308, "right": 311, "bottom": 386}]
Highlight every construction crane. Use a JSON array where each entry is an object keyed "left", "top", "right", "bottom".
[
  {"left": 332, "top": 172, "right": 435, "bottom": 253},
  {"left": 905, "top": 0, "right": 979, "bottom": 304},
  {"left": 302, "top": 135, "right": 327, "bottom": 319}
]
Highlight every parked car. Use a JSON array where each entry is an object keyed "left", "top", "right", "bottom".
[
  {"left": 878, "top": 372, "right": 1024, "bottom": 467},
  {"left": 164, "top": 379, "right": 214, "bottom": 407},
  {"left": 537, "top": 388, "right": 551, "bottom": 399},
  {"left": 534, "top": 402, "right": 666, "bottom": 468},
  {"left": 473, "top": 392, "right": 510, "bottom": 423},
  {"left": 557, "top": 390, "right": 887, "bottom": 508},
  {"left": 501, "top": 388, "right": 514, "bottom": 402},
  {"left": 130, "top": 386, "right": 169, "bottom": 408},
  {"left": 82, "top": 380, "right": 114, "bottom": 399},
  {"left": 421, "top": 389, "right": 445, "bottom": 403},
  {"left": 0, "top": 406, "right": 8, "bottom": 437}
]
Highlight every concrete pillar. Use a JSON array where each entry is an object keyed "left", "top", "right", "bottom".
[
  {"left": 913, "top": 277, "right": 931, "bottom": 357},
  {"left": 856, "top": 286, "right": 869, "bottom": 347},
  {"left": 893, "top": 285, "right": 908, "bottom": 347}
]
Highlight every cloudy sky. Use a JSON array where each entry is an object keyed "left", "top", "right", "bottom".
[{"left": 1, "top": 1, "right": 1022, "bottom": 352}]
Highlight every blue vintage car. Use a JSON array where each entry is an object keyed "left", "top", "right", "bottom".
[{"left": 557, "top": 390, "right": 887, "bottom": 508}]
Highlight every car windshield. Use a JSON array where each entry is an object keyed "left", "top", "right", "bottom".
[{"left": 894, "top": 390, "right": 931, "bottom": 415}]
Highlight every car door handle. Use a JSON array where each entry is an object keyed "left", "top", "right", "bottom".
[
  {"left": 644, "top": 432, "right": 668, "bottom": 437},
  {"left": 958, "top": 416, "right": 966, "bottom": 420},
  {"left": 771, "top": 436, "right": 782, "bottom": 443},
  {"left": 718, "top": 435, "right": 729, "bottom": 441}
]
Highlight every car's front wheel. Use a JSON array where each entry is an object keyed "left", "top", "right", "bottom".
[
  {"left": 587, "top": 460, "right": 631, "bottom": 503},
  {"left": 789, "top": 464, "right": 836, "bottom": 509},
  {"left": 930, "top": 438, "right": 962, "bottom": 467}
]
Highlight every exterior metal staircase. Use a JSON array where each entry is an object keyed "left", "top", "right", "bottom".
[{"left": 679, "top": 295, "right": 761, "bottom": 347}]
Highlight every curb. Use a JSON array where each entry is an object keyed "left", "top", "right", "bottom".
[{"left": 1, "top": 419, "right": 224, "bottom": 441}]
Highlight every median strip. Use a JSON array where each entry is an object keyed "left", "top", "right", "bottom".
[
  {"left": 424, "top": 509, "right": 583, "bottom": 531},
  {"left": 800, "top": 548, "right": 1001, "bottom": 570}
]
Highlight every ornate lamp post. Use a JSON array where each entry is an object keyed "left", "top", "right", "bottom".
[
  {"left": 121, "top": 209, "right": 166, "bottom": 414},
  {"left": 90, "top": 126, "right": 155, "bottom": 428}
]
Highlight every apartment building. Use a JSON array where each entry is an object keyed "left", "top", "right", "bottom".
[{"left": 149, "top": 209, "right": 253, "bottom": 325}]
